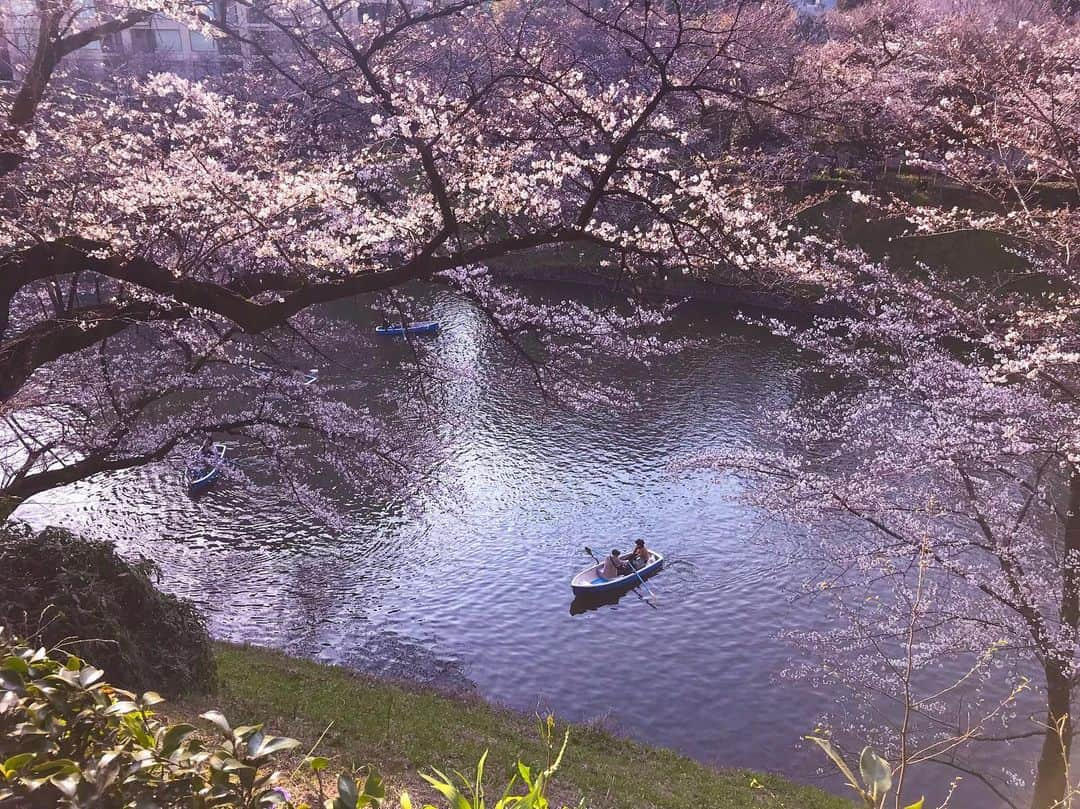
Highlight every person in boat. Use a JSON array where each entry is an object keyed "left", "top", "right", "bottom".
[
  {"left": 600, "top": 549, "right": 632, "bottom": 579},
  {"left": 628, "top": 538, "right": 651, "bottom": 569}
]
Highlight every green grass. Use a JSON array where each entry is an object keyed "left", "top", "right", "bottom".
[{"left": 171, "top": 643, "right": 848, "bottom": 809}]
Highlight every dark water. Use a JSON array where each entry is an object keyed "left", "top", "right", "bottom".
[{"left": 14, "top": 288, "right": 1025, "bottom": 806}]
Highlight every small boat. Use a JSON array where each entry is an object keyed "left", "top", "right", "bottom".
[
  {"left": 187, "top": 442, "right": 226, "bottom": 494},
  {"left": 570, "top": 553, "right": 664, "bottom": 596},
  {"left": 375, "top": 321, "right": 440, "bottom": 336}
]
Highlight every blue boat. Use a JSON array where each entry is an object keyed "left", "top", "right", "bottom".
[
  {"left": 570, "top": 553, "right": 664, "bottom": 596},
  {"left": 375, "top": 321, "right": 440, "bottom": 336},
  {"left": 187, "top": 442, "right": 226, "bottom": 494}
]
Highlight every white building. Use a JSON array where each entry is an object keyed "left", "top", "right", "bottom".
[
  {"left": 0, "top": 1, "right": 300, "bottom": 80},
  {"left": 1, "top": 0, "right": 828, "bottom": 83}
]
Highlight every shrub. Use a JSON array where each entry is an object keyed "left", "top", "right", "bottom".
[
  {"left": 0, "top": 631, "right": 301, "bottom": 808},
  {"left": 0, "top": 522, "right": 214, "bottom": 694},
  {"left": 0, "top": 632, "right": 572, "bottom": 809}
]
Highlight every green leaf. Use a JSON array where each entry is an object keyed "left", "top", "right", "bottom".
[
  {"left": 31, "top": 759, "right": 79, "bottom": 776},
  {"left": 254, "top": 735, "right": 302, "bottom": 758},
  {"left": 122, "top": 714, "right": 155, "bottom": 748},
  {"left": 474, "top": 751, "right": 487, "bottom": 803},
  {"left": 859, "top": 747, "right": 892, "bottom": 800},
  {"left": 903, "top": 798, "right": 925, "bottom": 809},
  {"left": 200, "top": 710, "right": 232, "bottom": 735},
  {"left": 78, "top": 666, "right": 104, "bottom": 688},
  {"left": 50, "top": 772, "right": 80, "bottom": 797},
  {"left": 307, "top": 756, "right": 331, "bottom": 773},
  {"left": 337, "top": 773, "right": 359, "bottom": 808},
  {"left": 159, "top": 723, "right": 197, "bottom": 756},
  {"left": 421, "top": 769, "right": 470, "bottom": 809},
  {"left": 805, "top": 737, "right": 861, "bottom": 794},
  {"left": 399, "top": 791, "right": 413, "bottom": 809},
  {"left": 104, "top": 700, "right": 140, "bottom": 716},
  {"left": 1, "top": 753, "right": 35, "bottom": 777},
  {"left": 2, "top": 655, "right": 30, "bottom": 676},
  {"left": 360, "top": 770, "right": 385, "bottom": 806},
  {"left": 517, "top": 762, "right": 532, "bottom": 789}
]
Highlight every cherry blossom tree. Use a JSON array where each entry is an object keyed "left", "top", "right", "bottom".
[
  {"left": 696, "top": 4, "right": 1080, "bottom": 807},
  {"left": 0, "top": 0, "right": 841, "bottom": 518}
]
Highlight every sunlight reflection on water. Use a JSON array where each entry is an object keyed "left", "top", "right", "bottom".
[{"left": 16, "top": 288, "right": 1024, "bottom": 807}]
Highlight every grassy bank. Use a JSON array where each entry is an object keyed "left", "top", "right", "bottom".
[{"left": 172, "top": 643, "right": 847, "bottom": 809}]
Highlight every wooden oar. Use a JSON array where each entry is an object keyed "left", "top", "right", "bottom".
[{"left": 583, "top": 546, "right": 658, "bottom": 606}]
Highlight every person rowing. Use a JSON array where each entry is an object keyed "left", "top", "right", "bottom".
[
  {"left": 599, "top": 548, "right": 633, "bottom": 579},
  {"left": 628, "top": 538, "right": 651, "bottom": 570}
]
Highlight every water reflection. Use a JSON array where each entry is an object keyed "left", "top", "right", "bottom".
[
  {"left": 569, "top": 588, "right": 636, "bottom": 615},
  {"left": 13, "top": 286, "right": 1014, "bottom": 807}
]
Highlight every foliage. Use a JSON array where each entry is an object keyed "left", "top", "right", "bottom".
[
  {"left": 0, "top": 632, "right": 299, "bottom": 808},
  {"left": 807, "top": 736, "right": 924, "bottom": 809},
  {"left": 402, "top": 717, "right": 572, "bottom": 809},
  {"left": 0, "top": 522, "right": 215, "bottom": 695},
  {"left": 10, "top": 0, "right": 1080, "bottom": 805},
  {"left": 0, "top": 0, "right": 836, "bottom": 520},
  {"left": 0, "top": 633, "right": 579, "bottom": 809},
  {"left": 694, "top": 2, "right": 1080, "bottom": 806}
]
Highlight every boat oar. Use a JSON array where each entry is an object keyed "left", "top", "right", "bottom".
[
  {"left": 626, "top": 557, "right": 659, "bottom": 605},
  {"left": 583, "top": 546, "right": 658, "bottom": 606}
]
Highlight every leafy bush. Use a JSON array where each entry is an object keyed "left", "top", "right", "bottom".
[
  {"left": 0, "top": 522, "right": 214, "bottom": 694},
  {"left": 0, "top": 632, "right": 574, "bottom": 809},
  {"left": 0, "top": 632, "right": 298, "bottom": 807}
]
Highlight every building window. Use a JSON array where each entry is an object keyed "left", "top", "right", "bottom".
[
  {"left": 189, "top": 31, "right": 218, "bottom": 52},
  {"left": 130, "top": 28, "right": 156, "bottom": 53},
  {"left": 101, "top": 32, "right": 123, "bottom": 52},
  {"left": 130, "top": 28, "right": 183, "bottom": 54},
  {"left": 155, "top": 30, "right": 183, "bottom": 52}
]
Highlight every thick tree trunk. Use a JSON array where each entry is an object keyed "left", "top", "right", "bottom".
[
  {"left": 7, "top": 10, "right": 59, "bottom": 129},
  {"left": 1031, "top": 473, "right": 1080, "bottom": 809},
  {"left": 0, "top": 8, "right": 58, "bottom": 173},
  {"left": 0, "top": 496, "right": 18, "bottom": 524},
  {"left": 1031, "top": 665, "right": 1074, "bottom": 809},
  {"left": 0, "top": 19, "right": 14, "bottom": 82}
]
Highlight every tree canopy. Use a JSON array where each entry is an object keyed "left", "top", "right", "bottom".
[
  {"left": 0, "top": 0, "right": 842, "bottom": 518},
  {"left": 4, "top": 1, "right": 1080, "bottom": 807}
]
